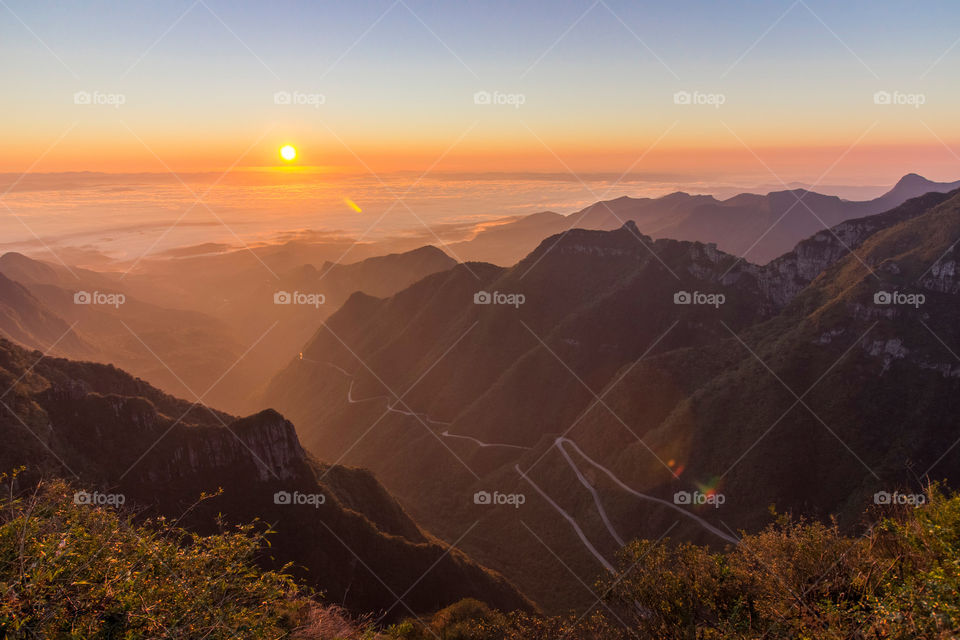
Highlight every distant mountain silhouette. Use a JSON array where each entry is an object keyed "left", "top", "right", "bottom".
[
  {"left": 0, "top": 253, "right": 252, "bottom": 411},
  {"left": 265, "top": 188, "right": 960, "bottom": 612},
  {"left": 448, "top": 174, "right": 960, "bottom": 267},
  {"left": 0, "top": 271, "right": 90, "bottom": 355},
  {"left": 0, "top": 246, "right": 456, "bottom": 414},
  {"left": 871, "top": 173, "right": 960, "bottom": 211}
]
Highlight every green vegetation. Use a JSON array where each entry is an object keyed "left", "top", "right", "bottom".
[
  {"left": 393, "top": 486, "right": 960, "bottom": 639},
  {"left": 0, "top": 474, "right": 376, "bottom": 639},
  {"left": 597, "top": 502, "right": 956, "bottom": 639},
  {"left": 3, "top": 473, "right": 959, "bottom": 639}
]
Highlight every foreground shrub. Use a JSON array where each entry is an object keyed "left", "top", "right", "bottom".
[
  {"left": 391, "top": 485, "right": 960, "bottom": 640},
  {"left": 600, "top": 485, "right": 960, "bottom": 639},
  {"left": 4, "top": 474, "right": 959, "bottom": 639},
  {"left": 386, "top": 601, "right": 627, "bottom": 640},
  {"left": 0, "top": 476, "right": 379, "bottom": 639}
]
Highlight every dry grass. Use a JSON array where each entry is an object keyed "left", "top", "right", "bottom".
[{"left": 290, "top": 601, "right": 383, "bottom": 639}]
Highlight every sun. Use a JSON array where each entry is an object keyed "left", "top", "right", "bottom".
[{"left": 280, "top": 145, "right": 297, "bottom": 161}]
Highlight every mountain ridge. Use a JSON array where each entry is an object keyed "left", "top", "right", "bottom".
[
  {"left": 448, "top": 173, "right": 960, "bottom": 268},
  {"left": 0, "top": 336, "right": 531, "bottom": 617}
]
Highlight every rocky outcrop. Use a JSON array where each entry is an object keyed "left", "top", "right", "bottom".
[
  {"left": 920, "top": 258, "right": 960, "bottom": 294},
  {"left": 150, "top": 410, "right": 306, "bottom": 484},
  {"left": 702, "top": 190, "right": 960, "bottom": 309},
  {"left": 759, "top": 190, "right": 958, "bottom": 298}
]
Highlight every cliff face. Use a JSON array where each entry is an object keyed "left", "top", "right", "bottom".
[
  {"left": 148, "top": 409, "right": 306, "bottom": 484},
  {"left": 0, "top": 338, "right": 531, "bottom": 617},
  {"left": 920, "top": 257, "right": 960, "bottom": 294},
  {"left": 755, "top": 190, "right": 958, "bottom": 300},
  {"left": 696, "top": 190, "right": 960, "bottom": 309},
  {"left": 27, "top": 360, "right": 293, "bottom": 489}
]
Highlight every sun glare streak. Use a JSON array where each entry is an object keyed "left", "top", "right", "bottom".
[{"left": 343, "top": 197, "right": 362, "bottom": 213}]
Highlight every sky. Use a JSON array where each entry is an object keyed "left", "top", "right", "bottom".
[{"left": 1, "top": 0, "right": 959, "bottom": 184}]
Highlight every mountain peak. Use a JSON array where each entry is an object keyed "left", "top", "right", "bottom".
[
  {"left": 0, "top": 251, "right": 63, "bottom": 285},
  {"left": 894, "top": 172, "right": 928, "bottom": 187},
  {"left": 874, "top": 173, "right": 960, "bottom": 208},
  {"left": 0, "top": 252, "right": 43, "bottom": 270},
  {"left": 406, "top": 244, "right": 452, "bottom": 260}
]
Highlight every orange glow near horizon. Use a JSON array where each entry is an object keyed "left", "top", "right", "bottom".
[{"left": 2, "top": 128, "right": 960, "bottom": 186}]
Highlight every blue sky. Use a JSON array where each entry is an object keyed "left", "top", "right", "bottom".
[{"left": 1, "top": 0, "right": 958, "bottom": 179}]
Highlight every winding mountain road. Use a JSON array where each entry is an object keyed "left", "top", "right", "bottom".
[
  {"left": 555, "top": 438, "right": 626, "bottom": 547},
  {"left": 515, "top": 463, "right": 617, "bottom": 574},
  {"left": 306, "top": 355, "right": 738, "bottom": 574},
  {"left": 441, "top": 430, "right": 531, "bottom": 450},
  {"left": 555, "top": 438, "right": 738, "bottom": 545}
]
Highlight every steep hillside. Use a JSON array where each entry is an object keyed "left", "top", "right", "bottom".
[
  {"left": 0, "top": 337, "right": 530, "bottom": 617},
  {"left": 263, "top": 221, "right": 790, "bottom": 609},
  {"left": 564, "top": 188, "right": 960, "bottom": 537}
]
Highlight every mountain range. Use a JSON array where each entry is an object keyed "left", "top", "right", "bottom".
[
  {"left": 264, "top": 186, "right": 960, "bottom": 611},
  {"left": 448, "top": 173, "right": 960, "bottom": 267},
  {"left": 0, "top": 245, "right": 455, "bottom": 414}
]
